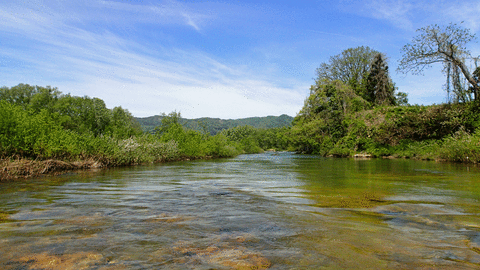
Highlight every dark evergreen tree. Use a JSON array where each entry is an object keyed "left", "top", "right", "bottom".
[{"left": 366, "top": 53, "right": 395, "bottom": 106}]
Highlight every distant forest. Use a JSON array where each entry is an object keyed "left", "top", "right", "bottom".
[{"left": 136, "top": 114, "right": 294, "bottom": 135}]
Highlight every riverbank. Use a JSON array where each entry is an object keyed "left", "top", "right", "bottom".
[
  {"left": 291, "top": 101, "right": 480, "bottom": 163},
  {"left": 0, "top": 154, "right": 223, "bottom": 181},
  {"left": 0, "top": 158, "right": 104, "bottom": 181},
  {"left": 347, "top": 125, "right": 480, "bottom": 164}
]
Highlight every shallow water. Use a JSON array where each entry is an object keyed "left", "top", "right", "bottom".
[{"left": 1, "top": 152, "right": 480, "bottom": 269}]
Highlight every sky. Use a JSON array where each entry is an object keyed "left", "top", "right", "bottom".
[{"left": 1, "top": 0, "right": 480, "bottom": 119}]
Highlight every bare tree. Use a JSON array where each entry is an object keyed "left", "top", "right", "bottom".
[{"left": 398, "top": 23, "right": 479, "bottom": 101}]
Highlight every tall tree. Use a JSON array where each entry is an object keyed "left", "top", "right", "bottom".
[
  {"left": 398, "top": 23, "right": 479, "bottom": 101},
  {"left": 315, "top": 46, "right": 379, "bottom": 98},
  {"left": 366, "top": 53, "right": 396, "bottom": 105}
]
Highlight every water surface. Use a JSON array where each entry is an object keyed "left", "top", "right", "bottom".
[{"left": 1, "top": 152, "right": 480, "bottom": 269}]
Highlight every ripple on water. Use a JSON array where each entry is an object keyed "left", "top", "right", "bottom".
[{"left": 2, "top": 153, "right": 480, "bottom": 269}]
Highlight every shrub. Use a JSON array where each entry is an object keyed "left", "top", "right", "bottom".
[
  {"left": 205, "top": 134, "right": 242, "bottom": 158},
  {"left": 439, "top": 128, "right": 480, "bottom": 163}
]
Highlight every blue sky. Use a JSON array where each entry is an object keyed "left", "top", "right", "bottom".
[{"left": 1, "top": 0, "right": 480, "bottom": 119}]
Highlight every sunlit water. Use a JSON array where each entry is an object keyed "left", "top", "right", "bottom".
[{"left": 1, "top": 152, "right": 480, "bottom": 269}]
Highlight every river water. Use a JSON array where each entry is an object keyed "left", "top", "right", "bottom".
[{"left": 1, "top": 152, "right": 480, "bottom": 269}]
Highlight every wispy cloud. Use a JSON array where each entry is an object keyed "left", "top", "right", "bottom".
[
  {"left": 365, "top": 0, "right": 414, "bottom": 30},
  {"left": 338, "top": 0, "right": 414, "bottom": 30},
  {"left": 0, "top": 0, "right": 304, "bottom": 118},
  {"left": 443, "top": 1, "right": 480, "bottom": 32},
  {"left": 306, "top": 29, "right": 363, "bottom": 42},
  {"left": 0, "top": 0, "right": 207, "bottom": 33},
  {"left": 182, "top": 13, "right": 201, "bottom": 32},
  {"left": 98, "top": 0, "right": 207, "bottom": 31},
  {"left": 342, "top": 0, "right": 480, "bottom": 33}
]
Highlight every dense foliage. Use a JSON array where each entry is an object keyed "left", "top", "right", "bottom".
[
  {"left": 290, "top": 44, "right": 480, "bottom": 163},
  {"left": 1, "top": 84, "right": 292, "bottom": 179},
  {"left": 0, "top": 84, "right": 142, "bottom": 140},
  {"left": 315, "top": 46, "right": 402, "bottom": 107}
]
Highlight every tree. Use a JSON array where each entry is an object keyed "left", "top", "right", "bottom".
[
  {"left": 0, "top": 84, "right": 36, "bottom": 106},
  {"left": 154, "top": 111, "right": 182, "bottom": 136},
  {"left": 365, "top": 53, "right": 396, "bottom": 105},
  {"left": 53, "top": 95, "right": 111, "bottom": 136},
  {"left": 296, "top": 80, "right": 369, "bottom": 144},
  {"left": 0, "top": 84, "right": 61, "bottom": 112},
  {"left": 398, "top": 23, "right": 479, "bottom": 101},
  {"left": 109, "top": 106, "right": 142, "bottom": 139},
  {"left": 315, "top": 46, "right": 380, "bottom": 98},
  {"left": 29, "top": 86, "right": 61, "bottom": 113},
  {"left": 444, "top": 62, "right": 472, "bottom": 103},
  {"left": 395, "top": 92, "right": 409, "bottom": 106}
]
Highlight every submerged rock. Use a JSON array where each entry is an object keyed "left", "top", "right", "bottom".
[
  {"left": 13, "top": 252, "right": 104, "bottom": 270},
  {"left": 151, "top": 235, "right": 271, "bottom": 269}
]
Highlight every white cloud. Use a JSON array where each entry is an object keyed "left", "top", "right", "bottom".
[
  {"left": 338, "top": 0, "right": 414, "bottom": 30},
  {"left": 98, "top": 0, "right": 207, "bottom": 31},
  {"left": 340, "top": 0, "right": 480, "bottom": 33},
  {"left": 73, "top": 73, "right": 305, "bottom": 119},
  {"left": 366, "top": 0, "right": 414, "bottom": 30},
  {"left": 0, "top": 0, "right": 207, "bottom": 33},
  {"left": 443, "top": 1, "right": 480, "bottom": 32},
  {"left": 182, "top": 13, "right": 201, "bottom": 31},
  {"left": 0, "top": 0, "right": 304, "bottom": 118}
]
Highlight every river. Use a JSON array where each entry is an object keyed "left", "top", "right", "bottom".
[{"left": 1, "top": 152, "right": 480, "bottom": 269}]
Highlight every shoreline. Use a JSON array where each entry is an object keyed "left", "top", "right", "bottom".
[
  {"left": 0, "top": 158, "right": 107, "bottom": 181},
  {"left": 0, "top": 156, "right": 212, "bottom": 182}
]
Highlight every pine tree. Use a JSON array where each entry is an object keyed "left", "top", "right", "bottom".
[{"left": 366, "top": 53, "right": 395, "bottom": 106}]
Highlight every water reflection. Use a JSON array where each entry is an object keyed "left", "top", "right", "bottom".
[
  {"left": 1, "top": 153, "right": 480, "bottom": 269},
  {"left": 293, "top": 156, "right": 480, "bottom": 269}
]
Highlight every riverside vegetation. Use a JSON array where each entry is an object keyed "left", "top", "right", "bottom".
[
  {"left": 2, "top": 23, "right": 480, "bottom": 180},
  {"left": 0, "top": 84, "right": 290, "bottom": 180},
  {"left": 289, "top": 23, "right": 480, "bottom": 163}
]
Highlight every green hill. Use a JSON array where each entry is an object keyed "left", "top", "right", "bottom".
[{"left": 136, "top": 114, "right": 294, "bottom": 135}]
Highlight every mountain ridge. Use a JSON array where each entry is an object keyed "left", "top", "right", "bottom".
[{"left": 135, "top": 114, "right": 294, "bottom": 135}]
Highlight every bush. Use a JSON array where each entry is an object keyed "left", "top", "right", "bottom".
[
  {"left": 206, "top": 134, "right": 242, "bottom": 158},
  {"left": 0, "top": 101, "right": 64, "bottom": 157},
  {"left": 439, "top": 128, "right": 480, "bottom": 163},
  {"left": 112, "top": 135, "right": 180, "bottom": 165}
]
